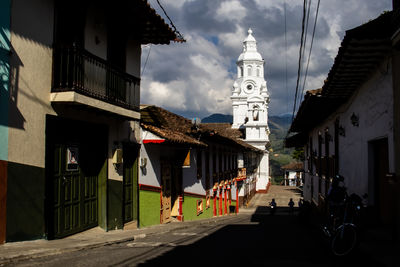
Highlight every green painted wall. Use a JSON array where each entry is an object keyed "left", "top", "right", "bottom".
[
  {"left": 139, "top": 190, "right": 160, "bottom": 227},
  {"left": 6, "top": 162, "right": 45, "bottom": 241},
  {"left": 0, "top": 0, "right": 10, "bottom": 161},
  {"left": 107, "top": 179, "right": 123, "bottom": 230},
  {"left": 182, "top": 195, "right": 214, "bottom": 221},
  {"left": 98, "top": 159, "right": 107, "bottom": 230},
  {"left": 183, "top": 196, "right": 237, "bottom": 221}
]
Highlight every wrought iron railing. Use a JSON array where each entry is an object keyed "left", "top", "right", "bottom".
[{"left": 52, "top": 45, "right": 140, "bottom": 111}]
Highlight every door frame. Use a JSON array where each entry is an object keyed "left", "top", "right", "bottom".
[
  {"left": 368, "top": 137, "right": 393, "bottom": 225},
  {"left": 122, "top": 143, "right": 139, "bottom": 227},
  {"left": 160, "top": 161, "right": 172, "bottom": 224},
  {"left": 45, "top": 115, "right": 107, "bottom": 239}
]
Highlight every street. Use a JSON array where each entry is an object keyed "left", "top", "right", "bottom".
[{"left": 4, "top": 187, "right": 395, "bottom": 267}]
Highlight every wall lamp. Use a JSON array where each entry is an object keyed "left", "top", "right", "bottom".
[
  {"left": 140, "top": 158, "right": 147, "bottom": 168},
  {"left": 350, "top": 113, "right": 359, "bottom": 127}
]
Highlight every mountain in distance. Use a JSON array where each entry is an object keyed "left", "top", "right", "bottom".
[
  {"left": 201, "top": 113, "right": 295, "bottom": 184},
  {"left": 201, "top": 113, "right": 233, "bottom": 123},
  {"left": 201, "top": 113, "right": 292, "bottom": 130}
]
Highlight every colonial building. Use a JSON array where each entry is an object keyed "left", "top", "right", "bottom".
[
  {"left": 281, "top": 162, "right": 303, "bottom": 187},
  {"left": 0, "top": 0, "right": 180, "bottom": 243},
  {"left": 231, "top": 29, "right": 270, "bottom": 192},
  {"left": 286, "top": 11, "right": 399, "bottom": 236},
  {"left": 138, "top": 105, "right": 263, "bottom": 227}
]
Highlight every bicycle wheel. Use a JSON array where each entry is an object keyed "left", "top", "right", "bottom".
[{"left": 331, "top": 224, "right": 358, "bottom": 256}]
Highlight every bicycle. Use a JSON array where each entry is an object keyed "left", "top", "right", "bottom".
[{"left": 322, "top": 192, "right": 363, "bottom": 256}]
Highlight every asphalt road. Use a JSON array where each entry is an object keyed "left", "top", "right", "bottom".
[{"left": 6, "top": 206, "right": 392, "bottom": 267}]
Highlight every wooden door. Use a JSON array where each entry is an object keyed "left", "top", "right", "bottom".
[
  {"left": 123, "top": 145, "right": 138, "bottom": 224},
  {"left": 53, "top": 144, "right": 98, "bottom": 238},
  {"left": 373, "top": 138, "right": 393, "bottom": 225},
  {"left": 161, "top": 163, "right": 172, "bottom": 223}
]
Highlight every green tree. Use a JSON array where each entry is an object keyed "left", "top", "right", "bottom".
[{"left": 292, "top": 146, "right": 305, "bottom": 161}]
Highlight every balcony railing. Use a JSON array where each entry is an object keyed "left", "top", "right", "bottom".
[{"left": 52, "top": 45, "right": 140, "bottom": 111}]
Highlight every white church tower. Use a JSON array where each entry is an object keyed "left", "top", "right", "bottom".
[{"left": 231, "top": 28, "right": 270, "bottom": 192}]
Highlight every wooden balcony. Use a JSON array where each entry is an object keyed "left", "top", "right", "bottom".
[{"left": 51, "top": 45, "right": 140, "bottom": 118}]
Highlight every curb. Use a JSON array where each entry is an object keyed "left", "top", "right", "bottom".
[{"left": 0, "top": 213, "right": 244, "bottom": 265}]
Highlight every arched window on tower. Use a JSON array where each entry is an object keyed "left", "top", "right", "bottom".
[
  {"left": 257, "top": 67, "right": 261, "bottom": 77},
  {"left": 240, "top": 67, "right": 243, "bottom": 77},
  {"left": 247, "top": 66, "right": 252, "bottom": 76},
  {"left": 253, "top": 105, "right": 259, "bottom": 121}
]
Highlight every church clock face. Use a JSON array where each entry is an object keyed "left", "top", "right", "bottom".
[{"left": 243, "top": 82, "right": 255, "bottom": 94}]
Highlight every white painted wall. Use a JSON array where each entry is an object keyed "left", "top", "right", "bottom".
[
  {"left": 303, "top": 58, "right": 394, "bottom": 204},
  {"left": 84, "top": 3, "right": 107, "bottom": 60},
  {"left": 139, "top": 143, "right": 162, "bottom": 187},
  {"left": 126, "top": 39, "right": 141, "bottom": 78},
  {"left": 183, "top": 148, "right": 205, "bottom": 195}
]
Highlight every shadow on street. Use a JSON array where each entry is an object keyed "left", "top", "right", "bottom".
[{"left": 134, "top": 206, "right": 386, "bottom": 266}]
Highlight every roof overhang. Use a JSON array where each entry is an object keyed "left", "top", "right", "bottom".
[{"left": 288, "top": 11, "right": 393, "bottom": 136}]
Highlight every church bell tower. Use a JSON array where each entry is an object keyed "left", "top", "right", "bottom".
[{"left": 231, "top": 28, "right": 270, "bottom": 192}]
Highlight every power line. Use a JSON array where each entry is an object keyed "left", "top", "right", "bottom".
[
  {"left": 284, "top": 1, "right": 288, "bottom": 123},
  {"left": 155, "top": 0, "right": 186, "bottom": 42},
  {"left": 300, "top": 0, "right": 321, "bottom": 98},
  {"left": 297, "top": 0, "right": 312, "bottom": 112},
  {"left": 291, "top": 0, "right": 307, "bottom": 126}
]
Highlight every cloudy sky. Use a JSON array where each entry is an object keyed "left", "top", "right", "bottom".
[{"left": 141, "top": 0, "right": 392, "bottom": 119}]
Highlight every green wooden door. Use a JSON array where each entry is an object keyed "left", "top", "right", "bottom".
[
  {"left": 123, "top": 145, "right": 138, "bottom": 224},
  {"left": 53, "top": 144, "right": 98, "bottom": 238}
]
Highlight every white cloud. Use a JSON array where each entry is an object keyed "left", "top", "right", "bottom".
[
  {"left": 216, "top": 0, "right": 247, "bottom": 22},
  {"left": 142, "top": 0, "right": 392, "bottom": 118}
]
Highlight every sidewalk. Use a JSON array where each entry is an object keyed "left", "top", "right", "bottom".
[{"left": 0, "top": 212, "right": 242, "bottom": 265}]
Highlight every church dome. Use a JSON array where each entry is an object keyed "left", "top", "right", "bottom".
[
  {"left": 238, "top": 51, "right": 262, "bottom": 61},
  {"left": 237, "top": 28, "right": 263, "bottom": 62}
]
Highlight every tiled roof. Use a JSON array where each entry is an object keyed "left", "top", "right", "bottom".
[
  {"left": 288, "top": 11, "right": 393, "bottom": 138},
  {"left": 140, "top": 105, "right": 205, "bottom": 146},
  {"left": 141, "top": 123, "right": 206, "bottom": 146},
  {"left": 281, "top": 162, "right": 304, "bottom": 171},
  {"left": 140, "top": 106, "right": 264, "bottom": 152},
  {"left": 134, "top": 0, "right": 181, "bottom": 44},
  {"left": 201, "top": 123, "right": 263, "bottom": 152}
]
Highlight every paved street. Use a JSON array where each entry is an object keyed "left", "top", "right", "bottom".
[{"left": 1, "top": 186, "right": 398, "bottom": 266}]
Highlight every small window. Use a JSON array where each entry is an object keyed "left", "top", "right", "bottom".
[
  {"left": 247, "top": 66, "right": 252, "bottom": 76},
  {"left": 257, "top": 68, "right": 260, "bottom": 77},
  {"left": 240, "top": 67, "right": 243, "bottom": 77}
]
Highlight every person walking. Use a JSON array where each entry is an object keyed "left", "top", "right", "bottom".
[{"left": 288, "top": 198, "right": 295, "bottom": 214}]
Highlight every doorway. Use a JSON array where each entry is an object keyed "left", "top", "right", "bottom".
[
  {"left": 370, "top": 138, "right": 393, "bottom": 226},
  {"left": 160, "top": 163, "right": 172, "bottom": 224},
  {"left": 46, "top": 116, "right": 107, "bottom": 238},
  {"left": 123, "top": 144, "right": 139, "bottom": 226}
]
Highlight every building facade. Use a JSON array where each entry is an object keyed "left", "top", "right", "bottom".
[
  {"left": 231, "top": 29, "right": 270, "bottom": 192},
  {"left": 286, "top": 11, "right": 398, "bottom": 234},
  {"left": 138, "top": 106, "right": 263, "bottom": 227},
  {"left": 0, "top": 0, "right": 178, "bottom": 243},
  {"left": 281, "top": 162, "right": 303, "bottom": 187}
]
